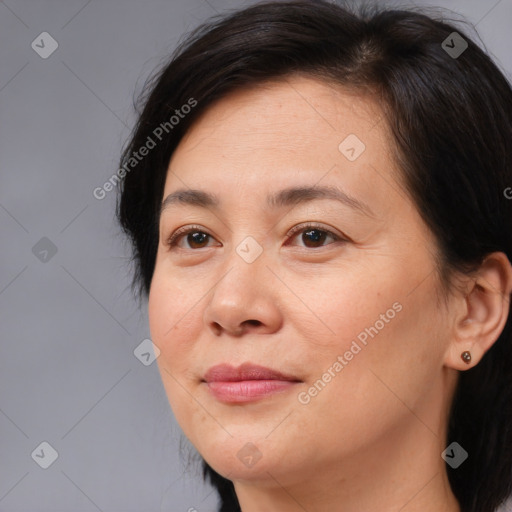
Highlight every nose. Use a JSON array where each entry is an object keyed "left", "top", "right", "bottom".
[{"left": 202, "top": 246, "right": 283, "bottom": 337}]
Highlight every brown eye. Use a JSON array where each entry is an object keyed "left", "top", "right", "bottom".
[
  {"left": 183, "top": 231, "right": 210, "bottom": 249},
  {"left": 286, "top": 223, "right": 344, "bottom": 249},
  {"left": 299, "top": 228, "right": 330, "bottom": 248},
  {"left": 166, "top": 226, "right": 215, "bottom": 250}
]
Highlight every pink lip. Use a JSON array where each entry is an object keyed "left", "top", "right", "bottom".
[{"left": 203, "top": 363, "right": 301, "bottom": 403}]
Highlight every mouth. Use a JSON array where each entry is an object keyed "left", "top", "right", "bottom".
[{"left": 202, "top": 363, "right": 302, "bottom": 403}]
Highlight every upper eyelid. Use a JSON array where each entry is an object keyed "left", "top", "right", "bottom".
[{"left": 286, "top": 222, "right": 342, "bottom": 238}]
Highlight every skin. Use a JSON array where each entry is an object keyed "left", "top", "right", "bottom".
[{"left": 148, "top": 75, "right": 512, "bottom": 511}]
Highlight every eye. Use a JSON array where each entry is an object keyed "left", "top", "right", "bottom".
[
  {"left": 165, "top": 222, "right": 346, "bottom": 251},
  {"left": 165, "top": 225, "right": 216, "bottom": 250},
  {"left": 285, "top": 223, "right": 345, "bottom": 249}
]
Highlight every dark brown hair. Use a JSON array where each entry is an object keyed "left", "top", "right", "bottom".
[{"left": 116, "top": 1, "right": 512, "bottom": 511}]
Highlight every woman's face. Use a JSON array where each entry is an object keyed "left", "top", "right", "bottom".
[{"left": 148, "top": 76, "right": 456, "bottom": 488}]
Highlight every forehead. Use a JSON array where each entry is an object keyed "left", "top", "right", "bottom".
[
  {"left": 164, "top": 76, "right": 402, "bottom": 216},
  {"left": 175, "top": 76, "right": 387, "bottom": 152}
]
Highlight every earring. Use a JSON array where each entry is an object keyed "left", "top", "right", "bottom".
[{"left": 461, "top": 351, "right": 472, "bottom": 364}]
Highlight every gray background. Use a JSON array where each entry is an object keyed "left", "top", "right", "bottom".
[{"left": 1, "top": 0, "right": 511, "bottom": 511}]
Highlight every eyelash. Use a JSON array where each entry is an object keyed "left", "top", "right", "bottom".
[{"left": 164, "top": 223, "right": 346, "bottom": 250}]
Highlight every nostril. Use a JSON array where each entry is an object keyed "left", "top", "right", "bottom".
[{"left": 211, "top": 322, "right": 223, "bottom": 336}]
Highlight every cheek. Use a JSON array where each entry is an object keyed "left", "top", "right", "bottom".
[
  {"left": 148, "top": 271, "right": 207, "bottom": 430},
  {"left": 292, "top": 303, "right": 435, "bottom": 459},
  {"left": 148, "top": 267, "right": 202, "bottom": 374},
  {"left": 293, "top": 267, "right": 444, "bottom": 418},
  {"left": 283, "top": 261, "right": 403, "bottom": 354}
]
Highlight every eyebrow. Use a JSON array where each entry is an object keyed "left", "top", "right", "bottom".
[{"left": 160, "top": 185, "right": 374, "bottom": 218}]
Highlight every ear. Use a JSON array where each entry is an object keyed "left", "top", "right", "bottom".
[{"left": 444, "top": 252, "right": 512, "bottom": 371}]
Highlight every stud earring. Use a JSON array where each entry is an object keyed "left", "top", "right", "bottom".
[{"left": 461, "top": 351, "right": 472, "bottom": 364}]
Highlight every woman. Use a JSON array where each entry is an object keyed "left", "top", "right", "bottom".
[{"left": 116, "top": 1, "right": 512, "bottom": 510}]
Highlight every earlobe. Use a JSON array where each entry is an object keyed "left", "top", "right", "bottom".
[{"left": 444, "top": 252, "right": 512, "bottom": 371}]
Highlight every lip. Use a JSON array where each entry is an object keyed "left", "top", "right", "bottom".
[{"left": 203, "top": 363, "right": 302, "bottom": 403}]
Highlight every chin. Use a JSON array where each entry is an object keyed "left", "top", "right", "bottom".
[{"left": 191, "top": 431, "right": 287, "bottom": 479}]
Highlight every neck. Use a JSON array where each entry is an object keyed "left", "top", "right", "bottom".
[{"left": 234, "top": 428, "right": 460, "bottom": 512}]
